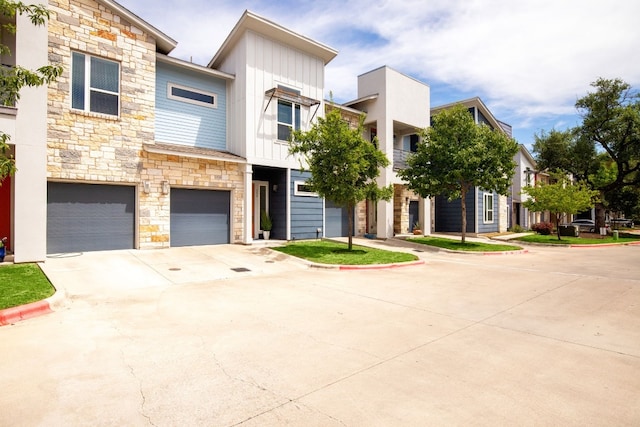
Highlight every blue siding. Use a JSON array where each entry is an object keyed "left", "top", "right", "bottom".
[
  {"left": 435, "top": 191, "right": 475, "bottom": 233},
  {"left": 155, "top": 62, "right": 227, "bottom": 150},
  {"left": 290, "top": 170, "right": 323, "bottom": 240},
  {"left": 478, "top": 190, "right": 499, "bottom": 233}
]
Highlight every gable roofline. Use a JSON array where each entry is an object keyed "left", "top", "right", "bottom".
[
  {"left": 431, "top": 96, "right": 506, "bottom": 134},
  {"left": 98, "top": 0, "right": 177, "bottom": 54},
  {"left": 156, "top": 54, "right": 235, "bottom": 80},
  {"left": 519, "top": 144, "right": 537, "bottom": 167},
  {"left": 208, "top": 10, "right": 337, "bottom": 69}
]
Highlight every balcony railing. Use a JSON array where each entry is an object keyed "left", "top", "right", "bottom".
[{"left": 393, "top": 148, "right": 412, "bottom": 171}]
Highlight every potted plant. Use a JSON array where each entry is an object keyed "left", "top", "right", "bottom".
[
  {"left": 0, "top": 237, "right": 7, "bottom": 262},
  {"left": 412, "top": 222, "right": 422, "bottom": 235},
  {"left": 261, "top": 210, "right": 273, "bottom": 240}
]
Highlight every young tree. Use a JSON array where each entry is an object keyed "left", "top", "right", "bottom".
[
  {"left": 522, "top": 175, "right": 599, "bottom": 240},
  {"left": 0, "top": 1, "right": 62, "bottom": 180},
  {"left": 289, "top": 106, "right": 393, "bottom": 250},
  {"left": 398, "top": 104, "right": 518, "bottom": 243}
]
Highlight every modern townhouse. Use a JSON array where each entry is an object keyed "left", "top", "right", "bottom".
[
  {"left": 344, "top": 66, "right": 432, "bottom": 238},
  {"left": 207, "top": 11, "right": 337, "bottom": 243},
  {"left": 430, "top": 97, "right": 511, "bottom": 235}
]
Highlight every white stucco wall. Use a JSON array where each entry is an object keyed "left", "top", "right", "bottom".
[
  {"left": 355, "top": 67, "right": 430, "bottom": 238},
  {"left": 13, "top": 11, "right": 48, "bottom": 262}
]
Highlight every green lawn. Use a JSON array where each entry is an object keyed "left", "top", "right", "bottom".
[
  {"left": 516, "top": 234, "right": 640, "bottom": 245},
  {"left": 0, "top": 264, "right": 55, "bottom": 310},
  {"left": 407, "top": 236, "right": 523, "bottom": 252},
  {"left": 273, "top": 240, "right": 418, "bottom": 265}
]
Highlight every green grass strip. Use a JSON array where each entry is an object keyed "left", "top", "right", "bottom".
[
  {"left": 407, "top": 236, "right": 523, "bottom": 252},
  {"left": 0, "top": 264, "right": 55, "bottom": 310},
  {"left": 273, "top": 240, "right": 418, "bottom": 265},
  {"left": 516, "top": 234, "right": 640, "bottom": 245}
]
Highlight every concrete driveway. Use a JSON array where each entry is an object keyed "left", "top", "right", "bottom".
[{"left": 1, "top": 240, "right": 639, "bottom": 426}]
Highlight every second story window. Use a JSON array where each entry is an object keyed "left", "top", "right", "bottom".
[
  {"left": 278, "top": 99, "right": 301, "bottom": 141},
  {"left": 168, "top": 83, "right": 217, "bottom": 108},
  {"left": 72, "top": 52, "right": 120, "bottom": 116}
]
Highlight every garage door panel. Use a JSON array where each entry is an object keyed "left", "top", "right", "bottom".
[
  {"left": 170, "top": 189, "right": 230, "bottom": 246},
  {"left": 47, "top": 183, "right": 135, "bottom": 253}
]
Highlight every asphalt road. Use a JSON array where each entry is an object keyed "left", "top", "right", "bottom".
[{"left": 1, "top": 241, "right": 639, "bottom": 426}]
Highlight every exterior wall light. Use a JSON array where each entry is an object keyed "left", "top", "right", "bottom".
[{"left": 161, "top": 180, "right": 170, "bottom": 195}]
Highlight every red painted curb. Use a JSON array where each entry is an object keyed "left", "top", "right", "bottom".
[
  {"left": 339, "top": 260, "right": 425, "bottom": 270},
  {"left": 0, "top": 300, "right": 52, "bottom": 326}
]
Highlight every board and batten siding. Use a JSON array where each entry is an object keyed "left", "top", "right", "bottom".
[
  {"left": 244, "top": 30, "right": 325, "bottom": 167},
  {"left": 290, "top": 170, "right": 323, "bottom": 240},
  {"left": 155, "top": 62, "right": 227, "bottom": 150}
]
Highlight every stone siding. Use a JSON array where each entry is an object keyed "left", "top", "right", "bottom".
[
  {"left": 394, "top": 185, "right": 419, "bottom": 234},
  {"left": 47, "top": 0, "right": 156, "bottom": 184},
  {"left": 140, "top": 153, "right": 245, "bottom": 247},
  {"left": 46, "top": 0, "right": 244, "bottom": 248}
]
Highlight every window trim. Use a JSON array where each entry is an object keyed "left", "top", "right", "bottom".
[
  {"left": 167, "top": 82, "right": 217, "bottom": 109},
  {"left": 277, "top": 99, "right": 301, "bottom": 141},
  {"left": 275, "top": 84, "right": 304, "bottom": 142},
  {"left": 71, "top": 52, "right": 120, "bottom": 117},
  {"left": 483, "top": 192, "right": 494, "bottom": 223},
  {"left": 294, "top": 180, "right": 318, "bottom": 197}
]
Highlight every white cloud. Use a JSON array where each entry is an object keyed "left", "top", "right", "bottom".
[{"left": 122, "top": 0, "right": 640, "bottom": 143}]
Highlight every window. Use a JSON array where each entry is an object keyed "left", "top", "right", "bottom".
[
  {"left": 72, "top": 52, "right": 119, "bottom": 116},
  {"left": 294, "top": 181, "right": 318, "bottom": 197},
  {"left": 168, "top": 83, "right": 217, "bottom": 108},
  {"left": 278, "top": 100, "right": 301, "bottom": 141},
  {"left": 483, "top": 192, "right": 494, "bottom": 223}
]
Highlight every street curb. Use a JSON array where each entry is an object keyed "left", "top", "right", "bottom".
[
  {"left": 0, "top": 288, "right": 65, "bottom": 327},
  {"left": 338, "top": 260, "right": 425, "bottom": 270}
]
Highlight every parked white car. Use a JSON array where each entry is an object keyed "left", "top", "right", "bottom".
[{"left": 570, "top": 219, "right": 596, "bottom": 233}]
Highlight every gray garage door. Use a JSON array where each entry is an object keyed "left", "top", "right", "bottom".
[
  {"left": 325, "top": 200, "right": 351, "bottom": 237},
  {"left": 47, "top": 182, "right": 135, "bottom": 253},
  {"left": 170, "top": 188, "right": 230, "bottom": 246}
]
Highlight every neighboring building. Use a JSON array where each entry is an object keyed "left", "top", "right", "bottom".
[
  {"left": 430, "top": 98, "right": 511, "bottom": 235},
  {"left": 511, "top": 144, "right": 550, "bottom": 229},
  {"left": 345, "top": 66, "right": 432, "bottom": 238}
]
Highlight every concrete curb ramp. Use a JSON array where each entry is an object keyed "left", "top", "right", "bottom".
[{"left": 0, "top": 288, "right": 65, "bottom": 326}]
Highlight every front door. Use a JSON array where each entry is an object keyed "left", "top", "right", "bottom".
[
  {"left": 253, "top": 181, "right": 269, "bottom": 239},
  {"left": 367, "top": 199, "right": 377, "bottom": 234}
]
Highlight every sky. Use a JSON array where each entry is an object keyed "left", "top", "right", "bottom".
[{"left": 122, "top": 0, "right": 640, "bottom": 149}]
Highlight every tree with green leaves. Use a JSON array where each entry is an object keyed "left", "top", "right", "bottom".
[
  {"left": 0, "top": 1, "right": 62, "bottom": 180},
  {"left": 398, "top": 104, "right": 518, "bottom": 243},
  {"left": 533, "top": 78, "right": 640, "bottom": 228},
  {"left": 522, "top": 175, "right": 599, "bottom": 240},
  {"left": 289, "top": 106, "right": 392, "bottom": 250}
]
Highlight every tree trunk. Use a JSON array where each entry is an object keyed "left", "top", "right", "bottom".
[
  {"left": 460, "top": 187, "right": 467, "bottom": 244},
  {"left": 595, "top": 199, "right": 606, "bottom": 230},
  {"left": 555, "top": 212, "right": 561, "bottom": 240},
  {"left": 347, "top": 203, "right": 354, "bottom": 251}
]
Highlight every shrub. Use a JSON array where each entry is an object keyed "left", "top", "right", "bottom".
[
  {"left": 531, "top": 222, "right": 554, "bottom": 235},
  {"left": 509, "top": 224, "right": 525, "bottom": 233}
]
